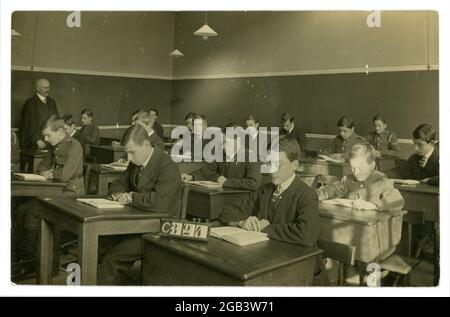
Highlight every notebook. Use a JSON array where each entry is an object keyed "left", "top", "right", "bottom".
[
  {"left": 209, "top": 227, "right": 269, "bottom": 247},
  {"left": 391, "top": 179, "right": 420, "bottom": 185},
  {"left": 186, "top": 180, "right": 223, "bottom": 189},
  {"left": 76, "top": 198, "right": 124, "bottom": 209},
  {"left": 318, "top": 154, "right": 345, "bottom": 163},
  {"left": 322, "top": 198, "right": 377, "bottom": 210},
  {"left": 13, "top": 173, "right": 47, "bottom": 181}
]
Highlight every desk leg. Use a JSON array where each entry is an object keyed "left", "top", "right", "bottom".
[
  {"left": 98, "top": 176, "right": 109, "bottom": 195},
  {"left": 78, "top": 226, "right": 99, "bottom": 285},
  {"left": 433, "top": 222, "right": 440, "bottom": 286},
  {"left": 37, "top": 218, "right": 54, "bottom": 285}
]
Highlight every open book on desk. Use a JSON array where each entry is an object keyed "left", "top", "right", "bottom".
[
  {"left": 209, "top": 227, "right": 269, "bottom": 246},
  {"left": 185, "top": 180, "right": 223, "bottom": 189},
  {"left": 391, "top": 178, "right": 420, "bottom": 186},
  {"left": 76, "top": 198, "right": 124, "bottom": 209},
  {"left": 318, "top": 154, "right": 345, "bottom": 163},
  {"left": 13, "top": 173, "right": 47, "bottom": 181},
  {"left": 322, "top": 198, "right": 377, "bottom": 210}
]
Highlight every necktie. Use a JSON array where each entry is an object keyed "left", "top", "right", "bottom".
[
  {"left": 419, "top": 156, "right": 427, "bottom": 168},
  {"left": 135, "top": 165, "right": 144, "bottom": 184},
  {"left": 272, "top": 185, "right": 282, "bottom": 202}
]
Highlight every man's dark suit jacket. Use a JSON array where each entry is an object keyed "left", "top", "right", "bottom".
[
  {"left": 109, "top": 147, "right": 182, "bottom": 216},
  {"left": 19, "top": 94, "right": 59, "bottom": 153}
]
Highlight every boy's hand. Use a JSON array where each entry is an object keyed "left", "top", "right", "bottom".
[
  {"left": 113, "top": 192, "right": 132, "bottom": 205},
  {"left": 420, "top": 178, "right": 430, "bottom": 183},
  {"left": 37, "top": 140, "right": 46, "bottom": 149},
  {"left": 259, "top": 219, "right": 270, "bottom": 231},
  {"left": 353, "top": 199, "right": 377, "bottom": 210},
  {"left": 331, "top": 153, "right": 344, "bottom": 160},
  {"left": 181, "top": 173, "right": 193, "bottom": 182},
  {"left": 217, "top": 176, "right": 227, "bottom": 185},
  {"left": 239, "top": 216, "right": 261, "bottom": 232}
]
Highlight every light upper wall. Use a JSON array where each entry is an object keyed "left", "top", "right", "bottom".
[
  {"left": 172, "top": 11, "right": 438, "bottom": 77},
  {"left": 12, "top": 11, "right": 175, "bottom": 78}
]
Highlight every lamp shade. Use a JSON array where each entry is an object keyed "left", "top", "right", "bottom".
[
  {"left": 193, "top": 24, "right": 218, "bottom": 39},
  {"left": 169, "top": 49, "right": 184, "bottom": 58},
  {"left": 11, "top": 29, "right": 22, "bottom": 37}
]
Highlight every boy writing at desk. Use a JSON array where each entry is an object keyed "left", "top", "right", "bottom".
[
  {"left": 316, "top": 143, "right": 404, "bottom": 211},
  {"left": 219, "top": 135, "right": 319, "bottom": 247},
  {"left": 97, "top": 124, "right": 181, "bottom": 285}
]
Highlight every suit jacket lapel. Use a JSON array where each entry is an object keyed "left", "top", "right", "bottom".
[
  {"left": 259, "top": 184, "right": 273, "bottom": 220},
  {"left": 269, "top": 178, "right": 300, "bottom": 223},
  {"left": 135, "top": 148, "right": 160, "bottom": 189}
]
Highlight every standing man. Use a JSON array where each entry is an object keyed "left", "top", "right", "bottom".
[{"left": 19, "top": 78, "right": 59, "bottom": 172}]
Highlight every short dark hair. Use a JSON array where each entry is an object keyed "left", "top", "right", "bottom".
[
  {"left": 185, "top": 112, "right": 196, "bottom": 121},
  {"left": 148, "top": 108, "right": 159, "bottom": 116},
  {"left": 372, "top": 114, "right": 386, "bottom": 124},
  {"left": 337, "top": 116, "right": 354, "bottom": 129},
  {"left": 281, "top": 112, "right": 294, "bottom": 123},
  {"left": 121, "top": 124, "right": 151, "bottom": 147},
  {"left": 41, "top": 115, "right": 65, "bottom": 132},
  {"left": 63, "top": 114, "right": 76, "bottom": 126},
  {"left": 413, "top": 124, "right": 436, "bottom": 143},
  {"left": 221, "top": 123, "right": 244, "bottom": 140},
  {"left": 81, "top": 108, "right": 94, "bottom": 118},
  {"left": 276, "top": 135, "right": 300, "bottom": 162},
  {"left": 245, "top": 115, "right": 259, "bottom": 124}
]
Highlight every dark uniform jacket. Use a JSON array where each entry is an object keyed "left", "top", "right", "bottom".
[
  {"left": 19, "top": 94, "right": 59, "bottom": 154},
  {"left": 109, "top": 147, "right": 182, "bottom": 216},
  {"left": 191, "top": 150, "right": 262, "bottom": 191},
  {"left": 154, "top": 121, "right": 165, "bottom": 141},
  {"left": 220, "top": 177, "right": 320, "bottom": 246},
  {"left": 74, "top": 124, "right": 100, "bottom": 154},
  {"left": 37, "top": 135, "right": 84, "bottom": 194},
  {"left": 392, "top": 147, "right": 439, "bottom": 186},
  {"left": 324, "top": 133, "right": 366, "bottom": 160},
  {"left": 366, "top": 130, "right": 399, "bottom": 156}
]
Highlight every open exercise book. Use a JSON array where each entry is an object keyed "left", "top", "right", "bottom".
[
  {"left": 209, "top": 227, "right": 269, "bottom": 247},
  {"left": 322, "top": 198, "right": 377, "bottom": 210},
  {"left": 101, "top": 162, "right": 128, "bottom": 172},
  {"left": 391, "top": 179, "right": 420, "bottom": 185},
  {"left": 186, "top": 181, "right": 223, "bottom": 189},
  {"left": 13, "top": 173, "right": 47, "bottom": 181},
  {"left": 318, "top": 154, "right": 345, "bottom": 163},
  {"left": 76, "top": 198, "right": 124, "bottom": 209}
]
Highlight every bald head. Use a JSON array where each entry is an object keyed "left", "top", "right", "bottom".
[{"left": 36, "top": 79, "right": 50, "bottom": 97}]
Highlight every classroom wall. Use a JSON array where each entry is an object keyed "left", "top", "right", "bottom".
[
  {"left": 11, "top": 11, "right": 175, "bottom": 128},
  {"left": 170, "top": 11, "right": 439, "bottom": 159}
]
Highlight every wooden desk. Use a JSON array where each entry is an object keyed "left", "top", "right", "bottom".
[
  {"left": 183, "top": 184, "right": 251, "bottom": 221},
  {"left": 318, "top": 203, "right": 406, "bottom": 263},
  {"left": 395, "top": 183, "right": 439, "bottom": 285},
  {"left": 376, "top": 155, "right": 397, "bottom": 172},
  {"left": 262, "top": 172, "right": 319, "bottom": 188},
  {"left": 90, "top": 145, "right": 125, "bottom": 164},
  {"left": 11, "top": 178, "right": 66, "bottom": 197},
  {"left": 36, "top": 196, "right": 167, "bottom": 285},
  {"left": 99, "top": 137, "right": 119, "bottom": 146},
  {"left": 88, "top": 164, "right": 123, "bottom": 195},
  {"left": 297, "top": 158, "right": 351, "bottom": 178},
  {"left": 142, "top": 233, "right": 322, "bottom": 286}
]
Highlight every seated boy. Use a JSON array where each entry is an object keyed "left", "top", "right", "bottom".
[
  {"left": 219, "top": 135, "right": 319, "bottom": 246},
  {"left": 135, "top": 111, "right": 165, "bottom": 151},
  {"left": 97, "top": 124, "right": 181, "bottom": 285},
  {"left": 15, "top": 115, "right": 84, "bottom": 262},
  {"left": 181, "top": 124, "right": 262, "bottom": 191},
  {"left": 317, "top": 143, "right": 404, "bottom": 211},
  {"left": 74, "top": 108, "right": 100, "bottom": 155}
]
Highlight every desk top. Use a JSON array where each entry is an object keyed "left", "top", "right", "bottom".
[
  {"left": 299, "top": 157, "right": 349, "bottom": 167},
  {"left": 37, "top": 196, "right": 168, "bottom": 223},
  {"left": 318, "top": 203, "right": 406, "bottom": 226},
  {"left": 11, "top": 177, "right": 66, "bottom": 188},
  {"left": 395, "top": 183, "right": 439, "bottom": 195},
  {"left": 142, "top": 233, "right": 322, "bottom": 281},
  {"left": 91, "top": 163, "right": 124, "bottom": 174},
  {"left": 182, "top": 183, "right": 251, "bottom": 196}
]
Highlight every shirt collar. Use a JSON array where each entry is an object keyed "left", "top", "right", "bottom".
[
  {"left": 424, "top": 147, "right": 434, "bottom": 159},
  {"left": 70, "top": 130, "right": 77, "bottom": 137},
  {"left": 140, "top": 149, "right": 154, "bottom": 169},
  {"left": 275, "top": 173, "right": 296, "bottom": 194},
  {"left": 288, "top": 124, "right": 295, "bottom": 134},
  {"left": 36, "top": 93, "right": 47, "bottom": 103}
]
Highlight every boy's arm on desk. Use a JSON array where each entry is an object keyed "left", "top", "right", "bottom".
[{"left": 220, "top": 190, "right": 259, "bottom": 225}]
